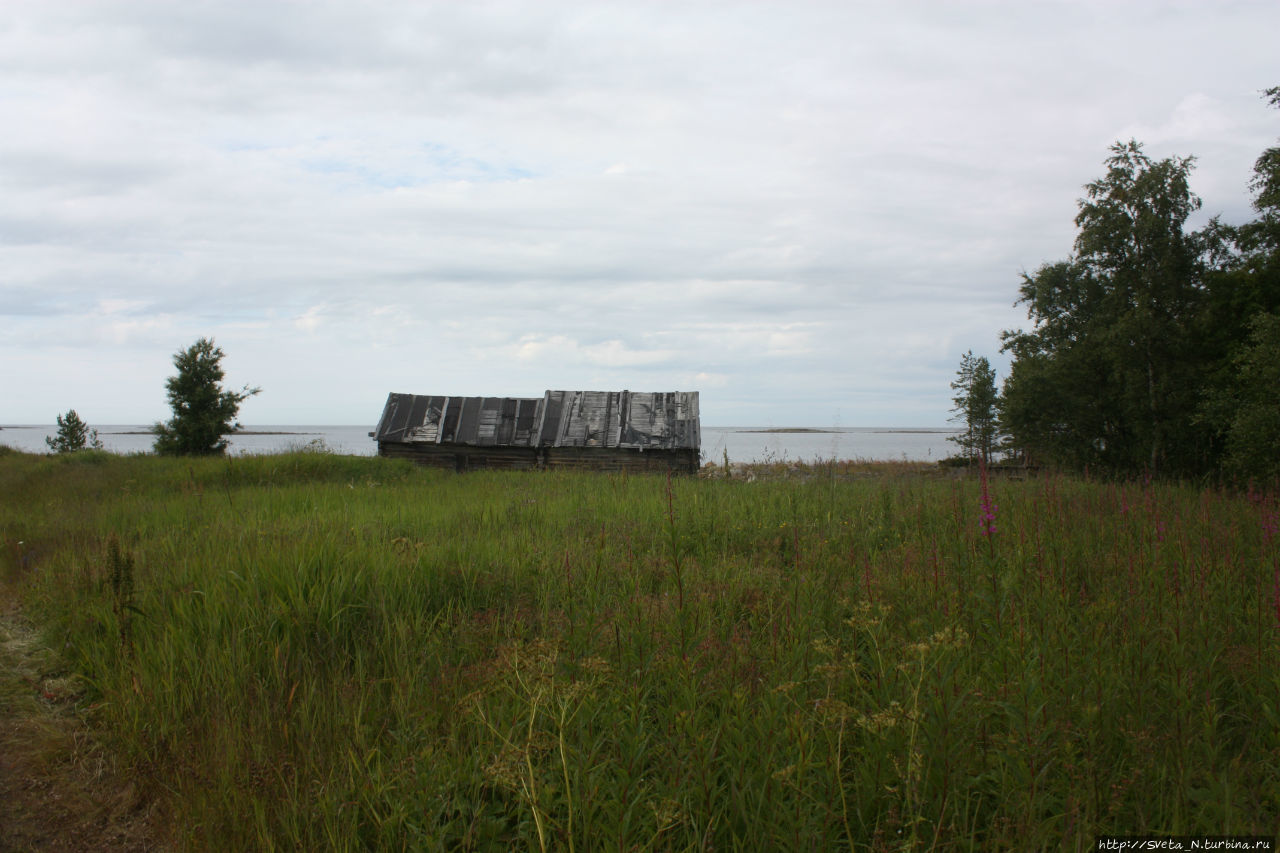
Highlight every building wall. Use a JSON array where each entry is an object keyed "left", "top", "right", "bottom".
[{"left": 377, "top": 442, "right": 698, "bottom": 474}]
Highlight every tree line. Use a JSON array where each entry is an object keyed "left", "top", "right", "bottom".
[{"left": 951, "top": 87, "right": 1280, "bottom": 482}]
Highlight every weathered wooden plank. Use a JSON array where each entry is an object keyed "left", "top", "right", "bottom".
[
  {"left": 513, "top": 398, "right": 538, "bottom": 445},
  {"left": 437, "top": 397, "right": 454, "bottom": 443},
  {"left": 476, "top": 397, "right": 502, "bottom": 446},
  {"left": 374, "top": 389, "right": 700, "bottom": 469}
]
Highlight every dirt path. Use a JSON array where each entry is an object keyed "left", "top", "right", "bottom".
[{"left": 0, "top": 598, "right": 167, "bottom": 852}]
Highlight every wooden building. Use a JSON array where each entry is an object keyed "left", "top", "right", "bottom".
[{"left": 372, "top": 390, "right": 700, "bottom": 473}]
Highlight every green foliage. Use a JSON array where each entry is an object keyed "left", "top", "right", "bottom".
[
  {"left": 1000, "top": 95, "right": 1280, "bottom": 480},
  {"left": 1202, "top": 312, "right": 1280, "bottom": 483},
  {"left": 947, "top": 350, "right": 999, "bottom": 464},
  {"left": 2, "top": 453, "right": 1277, "bottom": 849},
  {"left": 1248, "top": 87, "right": 1280, "bottom": 225},
  {"left": 1002, "top": 141, "right": 1208, "bottom": 475},
  {"left": 152, "top": 337, "right": 260, "bottom": 456},
  {"left": 45, "top": 409, "right": 103, "bottom": 454}
]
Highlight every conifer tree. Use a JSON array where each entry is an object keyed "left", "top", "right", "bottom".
[
  {"left": 46, "top": 409, "right": 103, "bottom": 453},
  {"left": 948, "top": 351, "right": 999, "bottom": 465},
  {"left": 153, "top": 338, "right": 260, "bottom": 456}
]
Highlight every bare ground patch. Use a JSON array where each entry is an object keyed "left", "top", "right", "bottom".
[{"left": 0, "top": 597, "right": 168, "bottom": 852}]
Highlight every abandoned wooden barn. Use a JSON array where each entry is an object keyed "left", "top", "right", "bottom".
[{"left": 372, "top": 390, "right": 700, "bottom": 473}]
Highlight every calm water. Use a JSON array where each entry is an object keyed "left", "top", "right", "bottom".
[
  {"left": 1, "top": 424, "right": 960, "bottom": 463},
  {"left": 702, "top": 427, "right": 958, "bottom": 463}
]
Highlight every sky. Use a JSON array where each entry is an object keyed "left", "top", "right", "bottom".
[{"left": 3, "top": 1, "right": 1278, "bottom": 427}]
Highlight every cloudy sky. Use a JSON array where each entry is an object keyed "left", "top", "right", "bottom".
[{"left": 3, "top": 1, "right": 1277, "bottom": 427}]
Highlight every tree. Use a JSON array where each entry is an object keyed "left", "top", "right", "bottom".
[
  {"left": 996, "top": 93, "right": 1280, "bottom": 479},
  {"left": 153, "top": 338, "right": 260, "bottom": 456},
  {"left": 1074, "top": 141, "right": 1206, "bottom": 473},
  {"left": 1196, "top": 88, "right": 1280, "bottom": 481},
  {"left": 46, "top": 409, "right": 104, "bottom": 454},
  {"left": 1245, "top": 86, "right": 1280, "bottom": 244},
  {"left": 1200, "top": 312, "right": 1280, "bottom": 483},
  {"left": 948, "top": 350, "right": 999, "bottom": 465},
  {"left": 1000, "top": 141, "right": 1210, "bottom": 475}
]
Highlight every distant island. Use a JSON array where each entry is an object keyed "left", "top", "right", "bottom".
[
  {"left": 233, "top": 429, "right": 319, "bottom": 436},
  {"left": 738, "top": 428, "right": 836, "bottom": 434},
  {"left": 105, "top": 429, "right": 317, "bottom": 436}
]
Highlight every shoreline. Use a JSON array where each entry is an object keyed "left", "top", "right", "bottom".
[{"left": 731, "top": 427, "right": 952, "bottom": 434}]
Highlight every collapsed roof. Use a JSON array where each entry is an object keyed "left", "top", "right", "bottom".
[{"left": 373, "top": 390, "right": 700, "bottom": 451}]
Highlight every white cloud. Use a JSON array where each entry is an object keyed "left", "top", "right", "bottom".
[
  {"left": 2, "top": 1, "right": 1277, "bottom": 425},
  {"left": 294, "top": 305, "right": 326, "bottom": 334},
  {"left": 495, "top": 334, "right": 674, "bottom": 368}
]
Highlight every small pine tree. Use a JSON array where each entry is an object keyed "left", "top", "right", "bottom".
[
  {"left": 46, "top": 409, "right": 104, "bottom": 454},
  {"left": 152, "top": 338, "right": 260, "bottom": 456},
  {"left": 948, "top": 351, "right": 1000, "bottom": 465}
]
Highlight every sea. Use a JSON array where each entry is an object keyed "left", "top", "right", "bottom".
[{"left": 0, "top": 425, "right": 961, "bottom": 464}]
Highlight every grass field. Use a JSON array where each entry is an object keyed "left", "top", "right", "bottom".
[{"left": 1, "top": 445, "right": 1277, "bottom": 850}]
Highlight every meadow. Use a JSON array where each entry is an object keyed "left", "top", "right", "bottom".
[{"left": 1, "top": 445, "right": 1277, "bottom": 850}]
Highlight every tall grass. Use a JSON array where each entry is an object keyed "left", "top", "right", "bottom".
[{"left": 1, "top": 449, "right": 1277, "bottom": 849}]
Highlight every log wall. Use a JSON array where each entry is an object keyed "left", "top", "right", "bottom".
[{"left": 378, "top": 442, "right": 698, "bottom": 474}]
